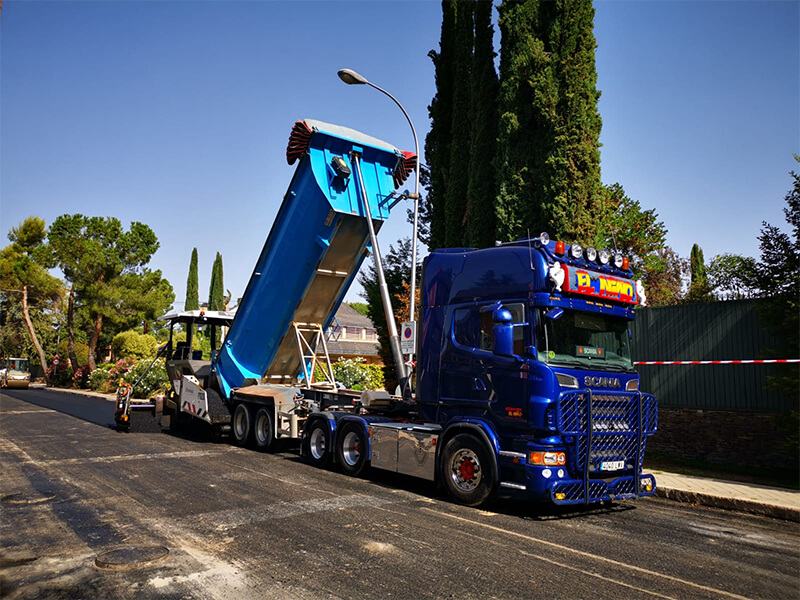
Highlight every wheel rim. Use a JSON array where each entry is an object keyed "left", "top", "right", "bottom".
[
  {"left": 234, "top": 408, "right": 247, "bottom": 439},
  {"left": 309, "top": 427, "right": 326, "bottom": 460},
  {"left": 255, "top": 414, "right": 269, "bottom": 445},
  {"left": 450, "top": 448, "right": 482, "bottom": 492},
  {"left": 341, "top": 431, "right": 362, "bottom": 466}
]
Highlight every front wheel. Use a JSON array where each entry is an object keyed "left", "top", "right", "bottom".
[
  {"left": 336, "top": 422, "right": 368, "bottom": 477},
  {"left": 440, "top": 433, "right": 497, "bottom": 507},
  {"left": 303, "top": 419, "right": 331, "bottom": 468},
  {"left": 232, "top": 403, "right": 252, "bottom": 447}
]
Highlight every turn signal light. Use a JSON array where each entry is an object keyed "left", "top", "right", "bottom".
[{"left": 529, "top": 451, "right": 566, "bottom": 466}]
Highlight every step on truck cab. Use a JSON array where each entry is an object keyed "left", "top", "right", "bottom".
[{"left": 196, "top": 118, "right": 657, "bottom": 507}]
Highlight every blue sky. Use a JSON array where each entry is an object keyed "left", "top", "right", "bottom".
[{"left": 2, "top": 1, "right": 797, "bottom": 307}]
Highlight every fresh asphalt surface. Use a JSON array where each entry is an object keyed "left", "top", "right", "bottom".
[{"left": 1, "top": 388, "right": 798, "bottom": 599}]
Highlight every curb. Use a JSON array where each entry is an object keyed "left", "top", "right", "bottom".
[
  {"left": 656, "top": 486, "right": 800, "bottom": 522},
  {"left": 35, "top": 385, "right": 117, "bottom": 403}
]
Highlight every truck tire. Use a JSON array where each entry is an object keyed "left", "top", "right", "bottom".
[
  {"left": 440, "top": 433, "right": 497, "bottom": 507},
  {"left": 232, "top": 403, "right": 252, "bottom": 447},
  {"left": 336, "top": 422, "right": 368, "bottom": 477},
  {"left": 303, "top": 419, "right": 331, "bottom": 468},
  {"left": 253, "top": 407, "right": 275, "bottom": 451}
]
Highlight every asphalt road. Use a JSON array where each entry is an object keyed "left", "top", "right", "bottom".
[{"left": 1, "top": 388, "right": 798, "bottom": 600}]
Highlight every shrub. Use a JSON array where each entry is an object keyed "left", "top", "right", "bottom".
[
  {"left": 46, "top": 363, "right": 74, "bottom": 387},
  {"left": 332, "top": 357, "right": 383, "bottom": 390},
  {"left": 88, "top": 368, "right": 110, "bottom": 393},
  {"left": 108, "top": 357, "right": 136, "bottom": 388},
  {"left": 112, "top": 330, "right": 158, "bottom": 361},
  {"left": 126, "top": 358, "right": 169, "bottom": 399},
  {"left": 57, "top": 341, "right": 89, "bottom": 366},
  {"left": 72, "top": 364, "right": 92, "bottom": 388}
]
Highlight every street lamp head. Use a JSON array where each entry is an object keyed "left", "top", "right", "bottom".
[{"left": 338, "top": 68, "right": 368, "bottom": 85}]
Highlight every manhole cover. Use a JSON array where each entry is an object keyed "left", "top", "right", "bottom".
[
  {"left": 1, "top": 492, "right": 56, "bottom": 505},
  {"left": 95, "top": 546, "right": 169, "bottom": 570}
]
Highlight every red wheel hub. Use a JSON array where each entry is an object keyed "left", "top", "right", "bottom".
[{"left": 460, "top": 459, "right": 475, "bottom": 480}]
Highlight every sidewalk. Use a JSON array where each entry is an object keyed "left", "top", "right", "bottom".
[
  {"left": 654, "top": 470, "right": 799, "bottom": 522},
  {"left": 25, "top": 385, "right": 800, "bottom": 521}
]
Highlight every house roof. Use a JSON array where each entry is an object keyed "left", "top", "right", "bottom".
[{"left": 334, "top": 303, "right": 374, "bottom": 328}]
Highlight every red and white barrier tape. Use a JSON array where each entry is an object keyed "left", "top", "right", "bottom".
[{"left": 634, "top": 359, "right": 800, "bottom": 365}]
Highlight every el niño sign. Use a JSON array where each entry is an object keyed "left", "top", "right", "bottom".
[{"left": 563, "top": 266, "right": 637, "bottom": 304}]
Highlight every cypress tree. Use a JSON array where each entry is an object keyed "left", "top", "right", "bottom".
[
  {"left": 424, "top": 1, "right": 457, "bottom": 250},
  {"left": 185, "top": 248, "right": 199, "bottom": 311},
  {"left": 208, "top": 252, "right": 224, "bottom": 312},
  {"left": 465, "top": 0, "right": 499, "bottom": 249},
  {"left": 690, "top": 243, "right": 707, "bottom": 287},
  {"left": 496, "top": 0, "right": 604, "bottom": 244},
  {"left": 443, "top": 0, "right": 474, "bottom": 248}
]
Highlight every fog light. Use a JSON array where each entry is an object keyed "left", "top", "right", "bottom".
[
  {"left": 557, "top": 469, "right": 565, "bottom": 478},
  {"left": 542, "top": 469, "right": 552, "bottom": 478},
  {"left": 569, "top": 244, "right": 583, "bottom": 260}
]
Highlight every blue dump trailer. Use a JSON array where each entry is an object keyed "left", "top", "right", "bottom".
[{"left": 147, "top": 119, "right": 658, "bottom": 508}]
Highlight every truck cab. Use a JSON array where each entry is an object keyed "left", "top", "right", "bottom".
[{"left": 416, "top": 235, "right": 657, "bottom": 505}]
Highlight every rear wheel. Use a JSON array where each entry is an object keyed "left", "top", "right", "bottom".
[
  {"left": 441, "top": 433, "right": 496, "bottom": 507},
  {"left": 232, "top": 403, "right": 252, "bottom": 446},
  {"left": 303, "top": 419, "right": 331, "bottom": 468},
  {"left": 254, "top": 407, "right": 275, "bottom": 451},
  {"left": 336, "top": 422, "right": 368, "bottom": 477}
]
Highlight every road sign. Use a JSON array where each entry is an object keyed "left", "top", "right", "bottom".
[
  {"left": 53, "top": 354, "right": 60, "bottom": 366},
  {"left": 400, "top": 321, "right": 416, "bottom": 355}
]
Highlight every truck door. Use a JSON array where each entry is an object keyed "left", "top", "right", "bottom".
[
  {"left": 479, "top": 302, "right": 532, "bottom": 430},
  {"left": 438, "top": 305, "right": 492, "bottom": 420}
]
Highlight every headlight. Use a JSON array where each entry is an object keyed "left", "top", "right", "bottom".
[
  {"left": 569, "top": 244, "right": 583, "bottom": 260},
  {"left": 598, "top": 249, "right": 610, "bottom": 265},
  {"left": 613, "top": 254, "right": 624, "bottom": 269},
  {"left": 585, "top": 246, "right": 597, "bottom": 262}
]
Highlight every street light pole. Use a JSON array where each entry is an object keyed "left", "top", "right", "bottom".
[{"left": 337, "top": 69, "right": 421, "bottom": 326}]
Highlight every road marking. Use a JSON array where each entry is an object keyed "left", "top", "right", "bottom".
[
  {"left": 422, "top": 508, "right": 752, "bottom": 600},
  {"left": 518, "top": 549, "right": 678, "bottom": 599},
  {"left": 0, "top": 409, "right": 60, "bottom": 415}
]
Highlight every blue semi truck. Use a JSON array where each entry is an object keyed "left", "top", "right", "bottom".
[{"left": 127, "top": 118, "right": 658, "bottom": 507}]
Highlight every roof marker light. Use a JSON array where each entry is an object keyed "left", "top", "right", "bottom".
[
  {"left": 569, "top": 243, "right": 583, "bottom": 260},
  {"left": 598, "top": 249, "right": 610, "bottom": 265},
  {"left": 555, "top": 241, "right": 565, "bottom": 255},
  {"left": 585, "top": 246, "right": 597, "bottom": 262},
  {"left": 622, "top": 257, "right": 630, "bottom": 270}
]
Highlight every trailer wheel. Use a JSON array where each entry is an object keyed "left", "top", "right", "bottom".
[
  {"left": 336, "top": 422, "right": 368, "bottom": 477},
  {"left": 254, "top": 407, "right": 275, "bottom": 451},
  {"left": 441, "top": 433, "right": 496, "bottom": 507},
  {"left": 232, "top": 403, "right": 252, "bottom": 446},
  {"left": 303, "top": 419, "right": 331, "bottom": 468}
]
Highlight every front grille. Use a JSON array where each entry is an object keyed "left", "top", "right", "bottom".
[{"left": 556, "top": 390, "right": 657, "bottom": 503}]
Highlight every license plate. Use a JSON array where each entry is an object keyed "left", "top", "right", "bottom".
[{"left": 601, "top": 460, "right": 625, "bottom": 471}]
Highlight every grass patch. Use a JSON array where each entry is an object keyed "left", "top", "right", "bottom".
[{"left": 645, "top": 450, "right": 799, "bottom": 491}]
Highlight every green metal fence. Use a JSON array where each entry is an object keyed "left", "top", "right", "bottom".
[{"left": 631, "top": 299, "right": 796, "bottom": 412}]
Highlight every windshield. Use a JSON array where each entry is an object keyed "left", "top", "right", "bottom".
[
  {"left": 7, "top": 359, "right": 29, "bottom": 373},
  {"left": 537, "top": 309, "right": 633, "bottom": 371}
]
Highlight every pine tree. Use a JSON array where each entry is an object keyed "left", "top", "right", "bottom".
[
  {"left": 496, "top": 0, "right": 604, "bottom": 244},
  {"left": 424, "top": 1, "right": 458, "bottom": 250},
  {"left": 185, "top": 248, "right": 199, "bottom": 311},
  {"left": 465, "top": 0, "right": 499, "bottom": 249},
  {"left": 443, "top": 0, "right": 474, "bottom": 248}
]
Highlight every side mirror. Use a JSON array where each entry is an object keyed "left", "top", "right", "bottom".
[{"left": 492, "top": 308, "right": 515, "bottom": 357}]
